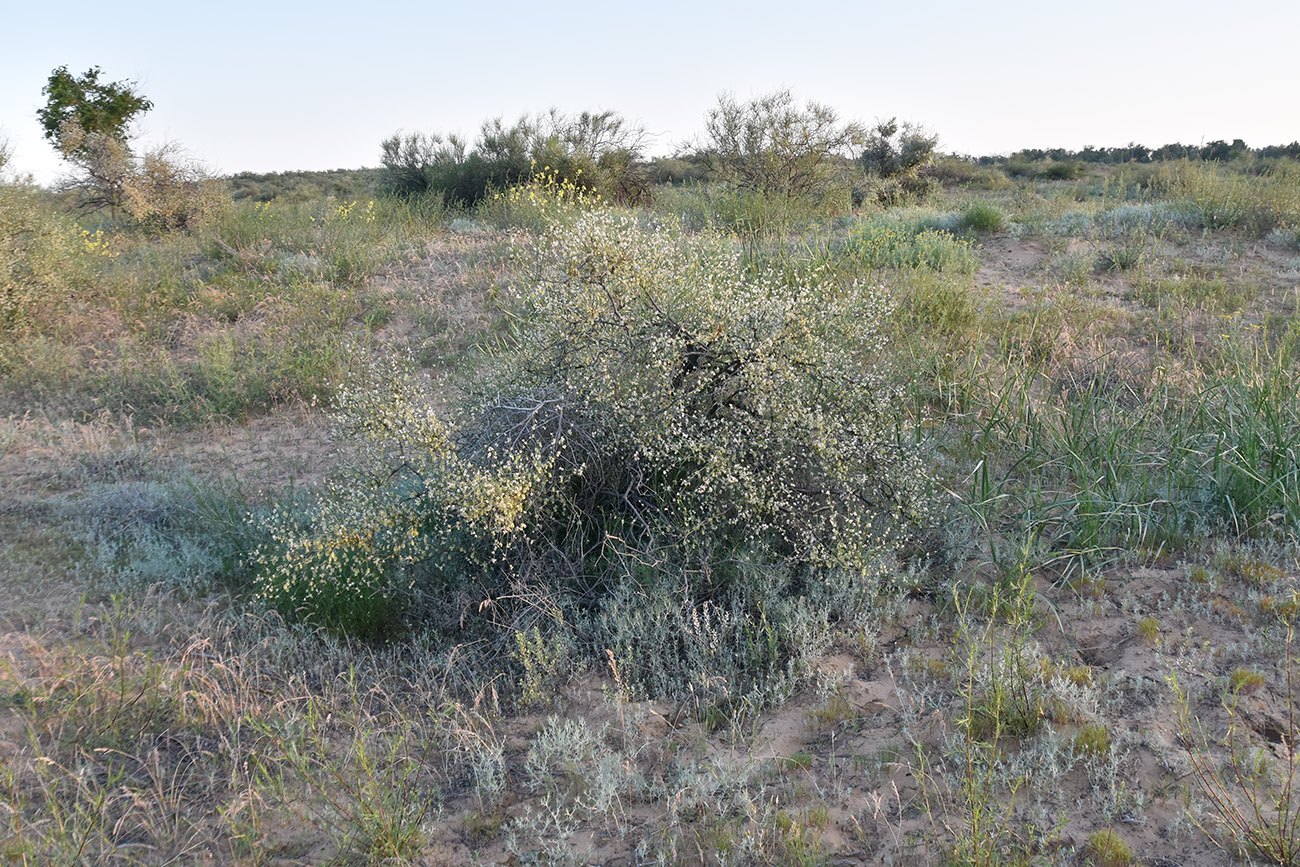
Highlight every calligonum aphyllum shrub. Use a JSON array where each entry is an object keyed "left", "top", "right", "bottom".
[{"left": 251, "top": 207, "right": 935, "bottom": 634}]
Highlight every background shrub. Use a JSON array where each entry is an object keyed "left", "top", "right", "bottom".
[
  {"left": 121, "top": 142, "right": 228, "bottom": 232},
  {"left": 858, "top": 118, "right": 939, "bottom": 205},
  {"left": 921, "top": 157, "right": 1011, "bottom": 190},
  {"left": 702, "top": 90, "right": 864, "bottom": 208},
  {"left": 381, "top": 110, "right": 648, "bottom": 205},
  {"left": 1036, "top": 159, "right": 1085, "bottom": 180}
]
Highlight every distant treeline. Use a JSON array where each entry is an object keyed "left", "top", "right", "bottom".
[
  {"left": 978, "top": 140, "right": 1300, "bottom": 166},
  {"left": 218, "top": 139, "right": 1300, "bottom": 203}
]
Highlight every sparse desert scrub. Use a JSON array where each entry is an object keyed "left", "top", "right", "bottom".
[
  {"left": 0, "top": 191, "right": 443, "bottom": 424},
  {"left": 5, "top": 139, "right": 1300, "bottom": 866},
  {"left": 1173, "top": 607, "right": 1300, "bottom": 865},
  {"left": 1155, "top": 159, "right": 1300, "bottom": 234}
]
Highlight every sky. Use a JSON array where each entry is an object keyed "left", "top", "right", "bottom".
[{"left": 3, "top": 0, "right": 1297, "bottom": 184}]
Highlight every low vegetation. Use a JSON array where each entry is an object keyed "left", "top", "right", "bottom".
[{"left": 3, "top": 90, "right": 1300, "bottom": 864}]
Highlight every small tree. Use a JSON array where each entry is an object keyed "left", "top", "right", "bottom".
[
  {"left": 38, "top": 67, "right": 223, "bottom": 228},
  {"left": 52, "top": 122, "right": 134, "bottom": 215},
  {"left": 39, "top": 65, "right": 151, "bottom": 217},
  {"left": 37, "top": 66, "right": 153, "bottom": 156}
]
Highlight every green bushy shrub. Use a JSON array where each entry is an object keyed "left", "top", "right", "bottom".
[
  {"left": 703, "top": 90, "right": 863, "bottom": 209},
  {"left": 859, "top": 119, "right": 937, "bottom": 181},
  {"left": 961, "top": 202, "right": 1005, "bottom": 232},
  {"left": 1036, "top": 160, "right": 1085, "bottom": 180},
  {"left": 856, "top": 116, "right": 942, "bottom": 206}
]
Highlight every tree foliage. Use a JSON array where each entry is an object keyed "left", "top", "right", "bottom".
[
  {"left": 37, "top": 66, "right": 153, "bottom": 154},
  {"left": 36, "top": 67, "right": 224, "bottom": 228}
]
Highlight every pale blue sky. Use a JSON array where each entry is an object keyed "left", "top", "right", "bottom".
[{"left": 3, "top": 0, "right": 1297, "bottom": 183}]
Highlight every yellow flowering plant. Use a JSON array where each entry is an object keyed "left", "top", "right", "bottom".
[{"left": 479, "top": 164, "right": 600, "bottom": 232}]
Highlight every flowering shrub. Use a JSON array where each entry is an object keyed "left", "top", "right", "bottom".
[
  {"left": 253, "top": 208, "right": 934, "bottom": 644},
  {"left": 250, "top": 497, "right": 399, "bottom": 636},
  {"left": 491, "top": 209, "right": 933, "bottom": 572},
  {"left": 249, "top": 357, "right": 552, "bottom": 634}
]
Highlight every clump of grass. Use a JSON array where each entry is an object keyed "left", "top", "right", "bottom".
[
  {"left": 1137, "top": 617, "right": 1161, "bottom": 644},
  {"left": 1085, "top": 829, "right": 1134, "bottom": 866},
  {"left": 1230, "top": 667, "right": 1265, "bottom": 694},
  {"left": 1096, "top": 237, "right": 1146, "bottom": 272},
  {"left": 961, "top": 202, "right": 1005, "bottom": 233},
  {"left": 1068, "top": 574, "right": 1109, "bottom": 601},
  {"left": 890, "top": 271, "right": 984, "bottom": 347},
  {"left": 780, "top": 752, "right": 815, "bottom": 773},
  {"left": 1057, "top": 664, "right": 1094, "bottom": 687},
  {"left": 942, "top": 320, "right": 1300, "bottom": 577},
  {"left": 950, "top": 574, "right": 1076, "bottom": 743},
  {"left": 1073, "top": 723, "right": 1112, "bottom": 758},
  {"left": 1216, "top": 550, "right": 1288, "bottom": 587},
  {"left": 806, "top": 693, "right": 856, "bottom": 732},
  {"left": 1131, "top": 272, "right": 1254, "bottom": 314},
  {"left": 1050, "top": 249, "right": 1094, "bottom": 285}
]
